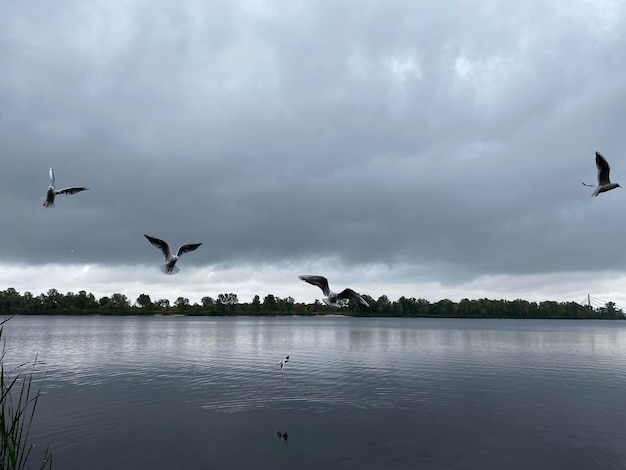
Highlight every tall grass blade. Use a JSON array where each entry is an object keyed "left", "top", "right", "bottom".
[{"left": 0, "top": 317, "right": 52, "bottom": 469}]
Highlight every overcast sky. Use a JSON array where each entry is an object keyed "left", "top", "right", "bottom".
[{"left": 1, "top": 0, "right": 626, "bottom": 307}]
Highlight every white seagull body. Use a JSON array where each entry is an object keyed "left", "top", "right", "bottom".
[
  {"left": 144, "top": 234, "right": 202, "bottom": 275},
  {"left": 582, "top": 151, "right": 621, "bottom": 196},
  {"left": 43, "top": 167, "right": 89, "bottom": 207},
  {"left": 278, "top": 355, "right": 289, "bottom": 370},
  {"left": 298, "top": 275, "right": 370, "bottom": 308}
]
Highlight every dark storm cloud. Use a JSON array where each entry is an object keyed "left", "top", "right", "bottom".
[{"left": 1, "top": 0, "right": 626, "bottom": 292}]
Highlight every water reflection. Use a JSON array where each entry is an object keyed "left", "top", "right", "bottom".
[{"left": 4, "top": 316, "right": 626, "bottom": 469}]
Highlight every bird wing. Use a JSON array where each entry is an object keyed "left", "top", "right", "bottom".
[
  {"left": 299, "top": 275, "right": 330, "bottom": 296},
  {"left": 337, "top": 288, "right": 370, "bottom": 307},
  {"left": 49, "top": 167, "right": 55, "bottom": 187},
  {"left": 596, "top": 151, "right": 611, "bottom": 185},
  {"left": 55, "top": 187, "right": 89, "bottom": 195},
  {"left": 177, "top": 243, "right": 202, "bottom": 257},
  {"left": 144, "top": 235, "right": 171, "bottom": 259}
]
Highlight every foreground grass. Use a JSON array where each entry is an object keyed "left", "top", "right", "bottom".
[{"left": 0, "top": 317, "right": 52, "bottom": 470}]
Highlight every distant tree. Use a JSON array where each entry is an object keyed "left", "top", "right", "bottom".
[
  {"left": 262, "top": 294, "right": 277, "bottom": 313},
  {"left": 599, "top": 301, "right": 623, "bottom": 319},
  {"left": 72, "top": 290, "right": 98, "bottom": 312},
  {"left": 46, "top": 288, "right": 62, "bottom": 311},
  {"left": 310, "top": 299, "right": 324, "bottom": 314},
  {"left": 200, "top": 296, "right": 215, "bottom": 315},
  {"left": 201, "top": 296, "right": 215, "bottom": 308},
  {"left": 135, "top": 293, "right": 153, "bottom": 309},
  {"left": 280, "top": 296, "right": 295, "bottom": 313},
  {"left": 539, "top": 301, "right": 559, "bottom": 318},
  {"left": 375, "top": 295, "right": 392, "bottom": 316},
  {"left": 216, "top": 293, "right": 238, "bottom": 315},
  {"left": 1, "top": 285, "right": 623, "bottom": 319},
  {"left": 175, "top": 297, "right": 190, "bottom": 312},
  {"left": 110, "top": 293, "right": 130, "bottom": 310},
  {"left": 0, "top": 288, "right": 22, "bottom": 313},
  {"left": 22, "top": 291, "right": 37, "bottom": 313},
  {"left": 250, "top": 295, "right": 261, "bottom": 313},
  {"left": 217, "top": 293, "right": 238, "bottom": 306}
]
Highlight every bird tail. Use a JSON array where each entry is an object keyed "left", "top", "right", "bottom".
[
  {"left": 42, "top": 200, "right": 54, "bottom": 208},
  {"left": 160, "top": 264, "right": 180, "bottom": 275}
]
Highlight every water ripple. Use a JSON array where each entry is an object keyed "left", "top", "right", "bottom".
[{"left": 7, "top": 316, "right": 626, "bottom": 469}]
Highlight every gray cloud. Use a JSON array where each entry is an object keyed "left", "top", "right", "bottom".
[{"left": 1, "top": 1, "right": 626, "bottom": 302}]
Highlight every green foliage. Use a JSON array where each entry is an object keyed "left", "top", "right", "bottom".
[
  {"left": 262, "top": 294, "right": 277, "bottom": 313},
  {"left": 135, "top": 294, "right": 153, "bottom": 309},
  {"left": 215, "top": 293, "right": 238, "bottom": 315},
  {"left": 0, "top": 318, "right": 52, "bottom": 470},
  {"left": 0, "top": 287, "right": 622, "bottom": 319},
  {"left": 174, "top": 297, "right": 190, "bottom": 313}
]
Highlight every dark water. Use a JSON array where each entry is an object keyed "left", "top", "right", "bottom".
[{"left": 3, "top": 316, "right": 626, "bottom": 469}]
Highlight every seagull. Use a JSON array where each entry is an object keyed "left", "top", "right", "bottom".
[
  {"left": 582, "top": 151, "right": 621, "bottom": 196},
  {"left": 278, "top": 355, "right": 289, "bottom": 370},
  {"left": 43, "top": 167, "right": 89, "bottom": 207},
  {"left": 298, "top": 275, "right": 370, "bottom": 308},
  {"left": 144, "top": 235, "right": 202, "bottom": 275}
]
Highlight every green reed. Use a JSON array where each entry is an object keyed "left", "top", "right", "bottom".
[{"left": 0, "top": 317, "right": 52, "bottom": 470}]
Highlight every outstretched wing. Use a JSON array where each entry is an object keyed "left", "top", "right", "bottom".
[
  {"left": 49, "top": 167, "right": 55, "bottom": 187},
  {"left": 144, "top": 235, "right": 171, "bottom": 259},
  {"left": 55, "top": 187, "right": 89, "bottom": 196},
  {"left": 299, "top": 275, "right": 330, "bottom": 296},
  {"left": 177, "top": 243, "right": 202, "bottom": 257},
  {"left": 337, "top": 288, "right": 370, "bottom": 307},
  {"left": 596, "top": 151, "right": 611, "bottom": 185}
]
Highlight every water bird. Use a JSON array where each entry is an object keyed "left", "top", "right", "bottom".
[
  {"left": 582, "top": 151, "right": 621, "bottom": 196},
  {"left": 144, "top": 235, "right": 202, "bottom": 275},
  {"left": 278, "top": 355, "right": 289, "bottom": 370},
  {"left": 43, "top": 167, "right": 89, "bottom": 207},
  {"left": 276, "top": 431, "right": 288, "bottom": 443},
  {"left": 298, "top": 275, "right": 370, "bottom": 308}
]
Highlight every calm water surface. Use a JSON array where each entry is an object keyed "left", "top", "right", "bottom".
[{"left": 3, "top": 316, "right": 626, "bottom": 469}]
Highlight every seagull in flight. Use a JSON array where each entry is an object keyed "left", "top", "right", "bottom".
[
  {"left": 278, "top": 355, "right": 289, "bottom": 370},
  {"left": 298, "top": 275, "right": 370, "bottom": 308},
  {"left": 582, "top": 151, "right": 621, "bottom": 196},
  {"left": 43, "top": 167, "right": 89, "bottom": 207},
  {"left": 144, "top": 235, "right": 202, "bottom": 275}
]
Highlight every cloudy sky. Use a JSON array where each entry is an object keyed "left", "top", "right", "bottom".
[{"left": 1, "top": 0, "right": 625, "bottom": 307}]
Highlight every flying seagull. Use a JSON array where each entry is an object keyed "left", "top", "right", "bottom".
[
  {"left": 582, "top": 151, "right": 621, "bottom": 196},
  {"left": 278, "top": 355, "right": 289, "bottom": 370},
  {"left": 298, "top": 275, "right": 370, "bottom": 308},
  {"left": 43, "top": 167, "right": 89, "bottom": 207},
  {"left": 144, "top": 235, "right": 202, "bottom": 275}
]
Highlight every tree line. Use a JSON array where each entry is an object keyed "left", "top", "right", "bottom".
[{"left": 0, "top": 287, "right": 623, "bottom": 319}]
